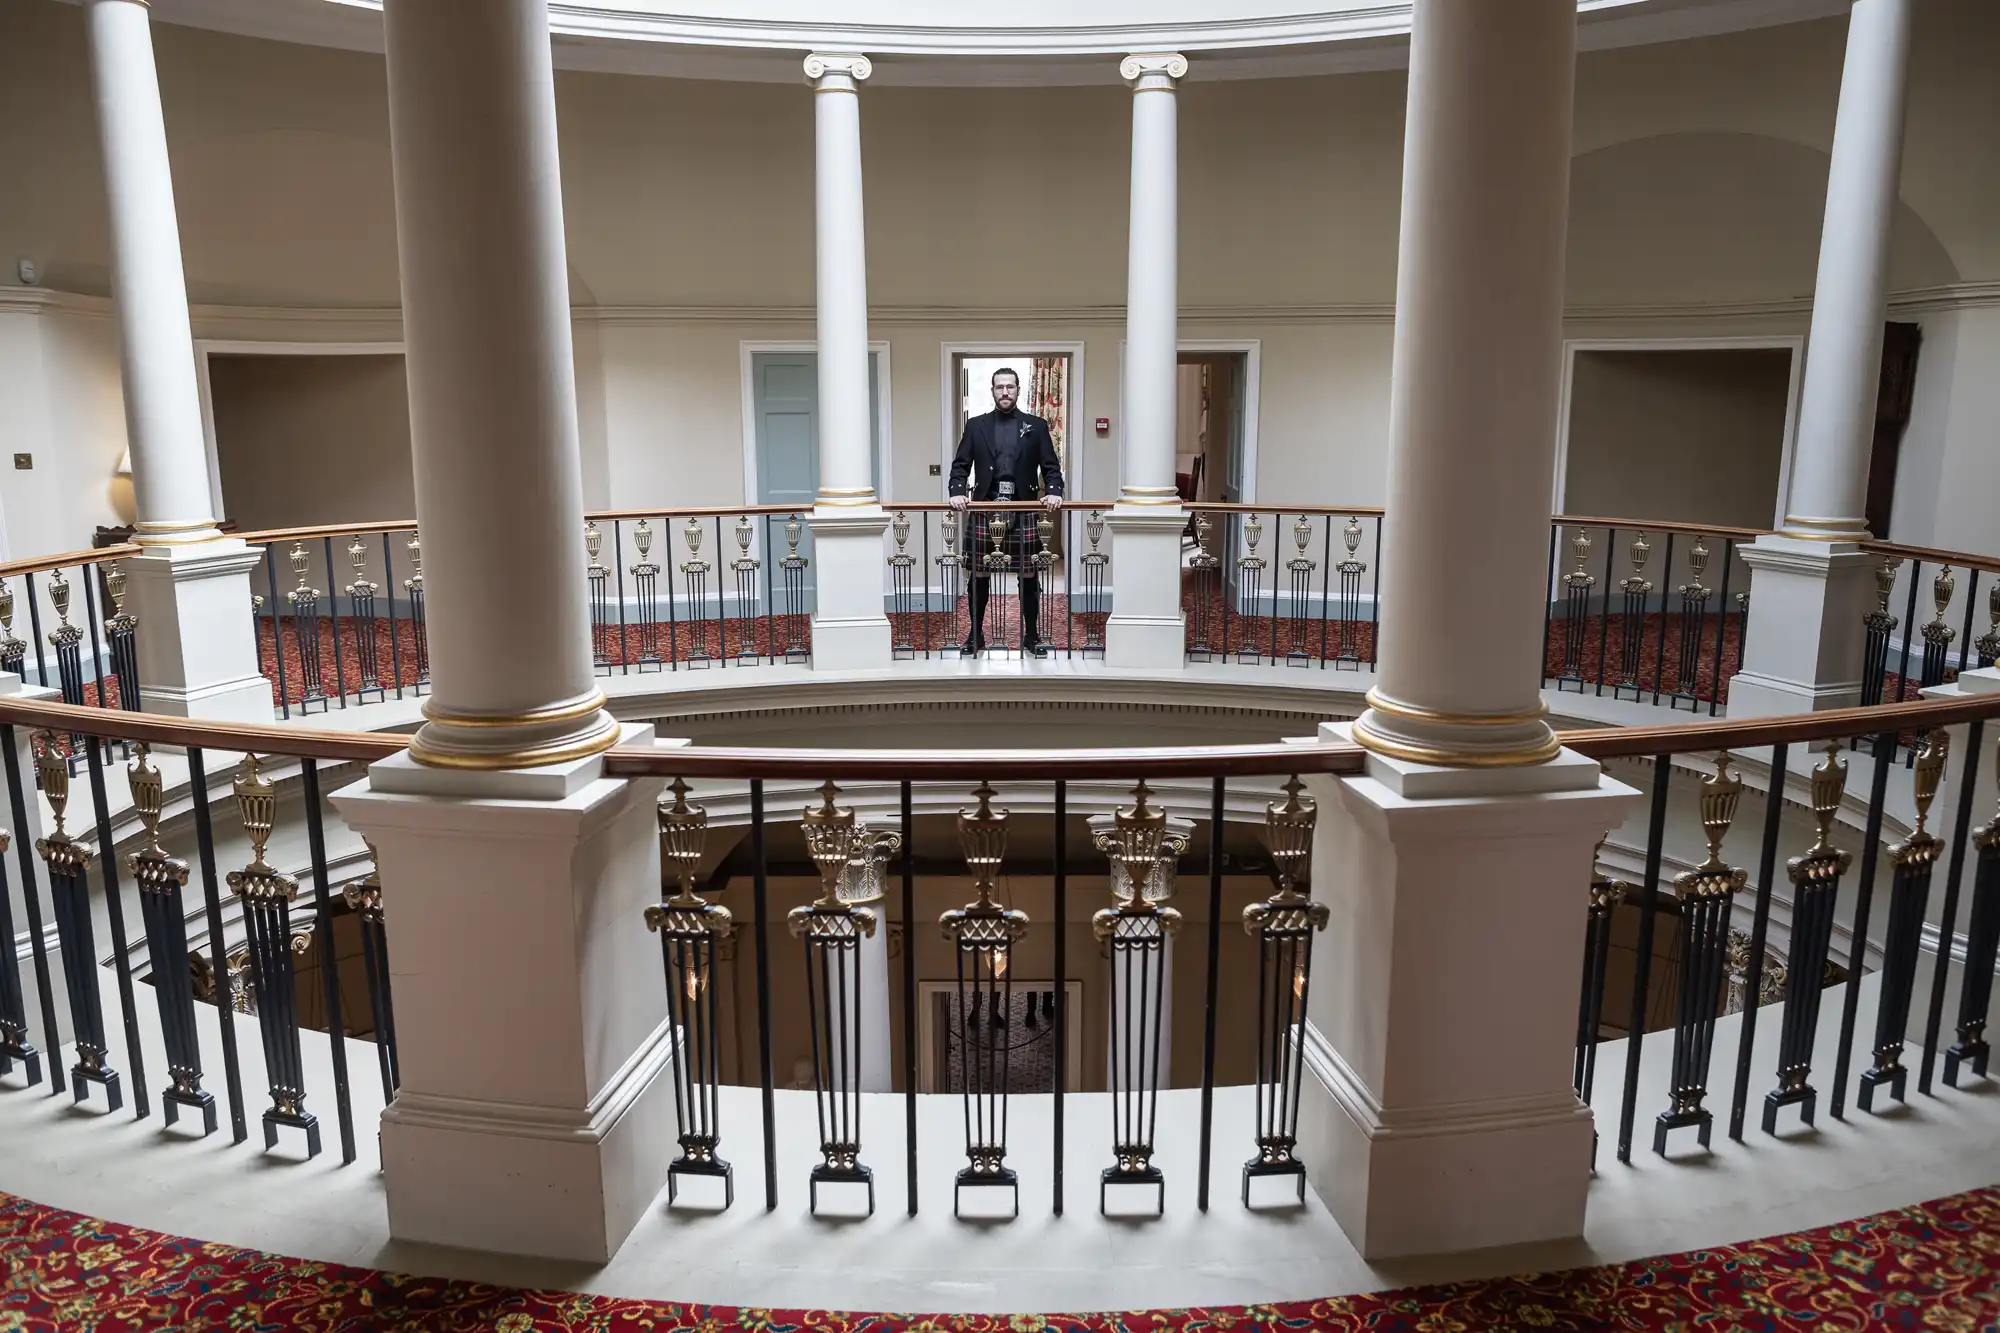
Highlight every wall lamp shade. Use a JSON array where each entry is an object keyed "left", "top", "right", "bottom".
[{"left": 109, "top": 447, "right": 136, "bottom": 526}]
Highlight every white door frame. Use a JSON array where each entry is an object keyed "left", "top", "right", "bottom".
[
  {"left": 195, "top": 339, "right": 404, "bottom": 523},
  {"left": 1115, "top": 338, "right": 1262, "bottom": 504},
  {"left": 1553, "top": 335, "right": 1806, "bottom": 529},
  {"left": 739, "top": 340, "right": 894, "bottom": 506},
  {"left": 939, "top": 341, "right": 1087, "bottom": 501}
]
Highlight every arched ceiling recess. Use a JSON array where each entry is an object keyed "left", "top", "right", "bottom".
[{"left": 146, "top": 0, "right": 1854, "bottom": 86}]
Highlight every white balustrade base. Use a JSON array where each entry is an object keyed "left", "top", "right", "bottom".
[
  {"left": 330, "top": 726, "right": 675, "bottom": 1262},
  {"left": 1103, "top": 506, "right": 1188, "bottom": 670},
  {"left": 1298, "top": 733, "right": 1640, "bottom": 1258},
  {"left": 808, "top": 509, "right": 894, "bottom": 671},
  {"left": 1729, "top": 536, "right": 1877, "bottom": 717},
  {"left": 123, "top": 539, "right": 273, "bottom": 725}
]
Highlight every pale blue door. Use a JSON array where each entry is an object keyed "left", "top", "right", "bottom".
[{"left": 751, "top": 351, "right": 882, "bottom": 609}]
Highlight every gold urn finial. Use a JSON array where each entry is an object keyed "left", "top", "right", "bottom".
[
  {"left": 48, "top": 567, "right": 71, "bottom": 627},
  {"left": 0, "top": 578, "right": 13, "bottom": 636},
  {"left": 683, "top": 515, "right": 704, "bottom": 557},
  {"left": 1806, "top": 738, "right": 1849, "bottom": 856},
  {"left": 801, "top": 778, "right": 856, "bottom": 908},
  {"left": 656, "top": 777, "right": 710, "bottom": 907},
  {"left": 34, "top": 732, "right": 70, "bottom": 837},
  {"left": 234, "top": 754, "right": 278, "bottom": 876},
  {"left": 1934, "top": 565, "right": 1957, "bottom": 623},
  {"left": 406, "top": 530, "right": 424, "bottom": 577},
  {"left": 1630, "top": 531, "right": 1652, "bottom": 575},
  {"left": 584, "top": 520, "right": 604, "bottom": 568},
  {"left": 892, "top": 511, "right": 910, "bottom": 552},
  {"left": 1873, "top": 556, "right": 1899, "bottom": 613},
  {"left": 1243, "top": 512, "right": 1263, "bottom": 553},
  {"left": 1343, "top": 515, "right": 1362, "bottom": 556},
  {"left": 1087, "top": 510, "right": 1105, "bottom": 551},
  {"left": 288, "top": 542, "right": 313, "bottom": 593},
  {"left": 633, "top": 517, "right": 654, "bottom": 561},
  {"left": 1036, "top": 509, "right": 1055, "bottom": 553},
  {"left": 1110, "top": 779, "right": 1169, "bottom": 905},
  {"left": 104, "top": 561, "right": 128, "bottom": 618},
  {"left": 129, "top": 743, "right": 167, "bottom": 858},
  {"left": 1293, "top": 513, "right": 1313, "bottom": 554},
  {"left": 785, "top": 514, "right": 804, "bottom": 556},
  {"left": 1262, "top": 776, "right": 1316, "bottom": 897},
  {"left": 1696, "top": 751, "right": 1743, "bottom": 871},
  {"left": 1571, "top": 528, "right": 1592, "bottom": 573},
  {"left": 347, "top": 535, "right": 367, "bottom": 579},
  {"left": 1912, "top": 734, "right": 1947, "bottom": 836},
  {"left": 940, "top": 507, "right": 959, "bottom": 553},
  {"left": 957, "top": 781, "right": 1009, "bottom": 909},
  {"left": 735, "top": 513, "right": 755, "bottom": 556}
]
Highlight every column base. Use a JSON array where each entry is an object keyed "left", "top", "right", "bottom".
[
  {"left": 1729, "top": 536, "right": 1876, "bottom": 718},
  {"left": 379, "top": 1017, "right": 677, "bottom": 1262},
  {"left": 329, "top": 725, "right": 677, "bottom": 1263},
  {"left": 1297, "top": 736, "right": 1639, "bottom": 1259},
  {"left": 123, "top": 538, "right": 274, "bottom": 724},
  {"left": 1103, "top": 505, "right": 1186, "bottom": 670},
  {"left": 808, "top": 509, "right": 892, "bottom": 671},
  {"left": 1296, "top": 1023, "right": 1594, "bottom": 1259}
]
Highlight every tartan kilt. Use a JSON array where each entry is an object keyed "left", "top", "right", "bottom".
[{"left": 965, "top": 510, "right": 1047, "bottom": 579}]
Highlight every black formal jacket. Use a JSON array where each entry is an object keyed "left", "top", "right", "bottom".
[{"left": 948, "top": 410, "right": 1065, "bottom": 502}]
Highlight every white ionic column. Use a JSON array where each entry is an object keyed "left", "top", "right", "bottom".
[
  {"left": 1293, "top": 0, "right": 1639, "bottom": 1260},
  {"left": 802, "top": 53, "right": 893, "bottom": 671},
  {"left": 1733, "top": 0, "right": 1914, "bottom": 717},
  {"left": 84, "top": 0, "right": 268, "bottom": 722},
  {"left": 1104, "top": 53, "right": 1190, "bottom": 669},
  {"left": 333, "top": 0, "right": 669, "bottom": 1264}
]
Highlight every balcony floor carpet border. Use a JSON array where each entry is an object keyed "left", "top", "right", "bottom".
[{"left": 2, "top": 1184, "right": 1996, "bottom": 1330}]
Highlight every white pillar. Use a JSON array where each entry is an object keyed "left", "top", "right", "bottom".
[
  {"left": 1104, "top": 53, "right": 1190, "bottom": 669},
  {"left": 1732, "top": 0, "right": 1913, "bottom": 717},
  {"left": 1294, "top": 0, "right": 1640, "bottom": 1260},
  {"left": 803, "top": 53, "right": 893, "bottom": 670},
  {"left": 333, "top": 0, "right": 669, "bottom": 1264},
  {"left": 84, "top": 0, "right": 268, "bottom": 723},
  {"left": 1350, "top": 0, "right": 1574, "bottom": 771}
]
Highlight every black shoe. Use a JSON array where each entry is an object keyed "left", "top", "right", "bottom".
[
  {"left": 960, "top": 639, "right": 984, "bottom": 656},
  {"left": 1026, "top": 641, "right": 1050, "bottom": 659}
]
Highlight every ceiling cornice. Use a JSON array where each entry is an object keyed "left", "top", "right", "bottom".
[{"left": 135, "top": 0, "right": 1855, "bottom": 86}]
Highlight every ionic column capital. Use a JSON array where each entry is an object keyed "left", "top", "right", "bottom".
[
  {"left": 1120, "top": 52, "right": 1187, "bottom": 88},
  {"left": 805, "top": 52, "right": 872, "bottom": 87}
]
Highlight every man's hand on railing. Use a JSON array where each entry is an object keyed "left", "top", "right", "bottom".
[
  {"left": 1042, "top": 494, "right": 1062, "bottom": 510},
  {"left": 950, "top": 494, "right": 969, "bottom": 511}
]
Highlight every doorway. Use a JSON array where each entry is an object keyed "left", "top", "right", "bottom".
[{"left": 940, "top": 344, "right": 1083, "bottom": 497}]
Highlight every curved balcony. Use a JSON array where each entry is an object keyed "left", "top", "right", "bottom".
[{"left": 1, "top": 508, "right": 1997, "bottom": 1314}]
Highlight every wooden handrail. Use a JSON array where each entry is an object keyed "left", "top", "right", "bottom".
[
  {"left": 3, "top": 685, "right": 1995, "bottom": 776},
  {"left": 1862, "top": 539, "right": 2000, "bottom": 577},
  {"left": 0, "top": 543, "right": 141, "bottom": 581},
  {"left": 1561, "top": 692, "right": 2000, "bottom": 760},
  {"left": 1550, "top": 515, "right": 1772, "bottom": 543},
  {"left": 0, "top": 696, "right": 404, "bottom": 762}
]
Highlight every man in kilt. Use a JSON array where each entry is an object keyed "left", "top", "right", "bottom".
[{"left": 948, "top": 366, "right": 1066, "bottom": 656}]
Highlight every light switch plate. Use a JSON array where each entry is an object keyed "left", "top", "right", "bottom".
[
  {"left": 928, "top": 463, "right": 941, "bottom": 476},
  {"left": 12, "top": 454, "right": 30, "bottom": 470}
]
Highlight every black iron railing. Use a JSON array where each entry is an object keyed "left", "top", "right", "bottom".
[{"left": 1566, "top": 692, "right": 2000, "bottom": 1164}]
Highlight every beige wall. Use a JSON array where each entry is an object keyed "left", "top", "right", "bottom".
[
  {"left": 1562, "top": 348, "right": 1795, "bottom": 532},
  {"left": 2, "top": 0, "right": 1996, "bottom": 558}
]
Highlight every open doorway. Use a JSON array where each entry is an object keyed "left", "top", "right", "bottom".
[
  {"left": 942, "top": 344, "right": 1082, "bottom": 496},
  {"left": 1557, "top": 341, "right": 1801, "bottom": 529},
  {"left": 1175, "top": 350, "right": 1251, "bottom": 504}
]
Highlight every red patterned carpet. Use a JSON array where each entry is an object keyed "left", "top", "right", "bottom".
[{"left": 2, "top": 1187, "right": 1996, "bottom": 1331}]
